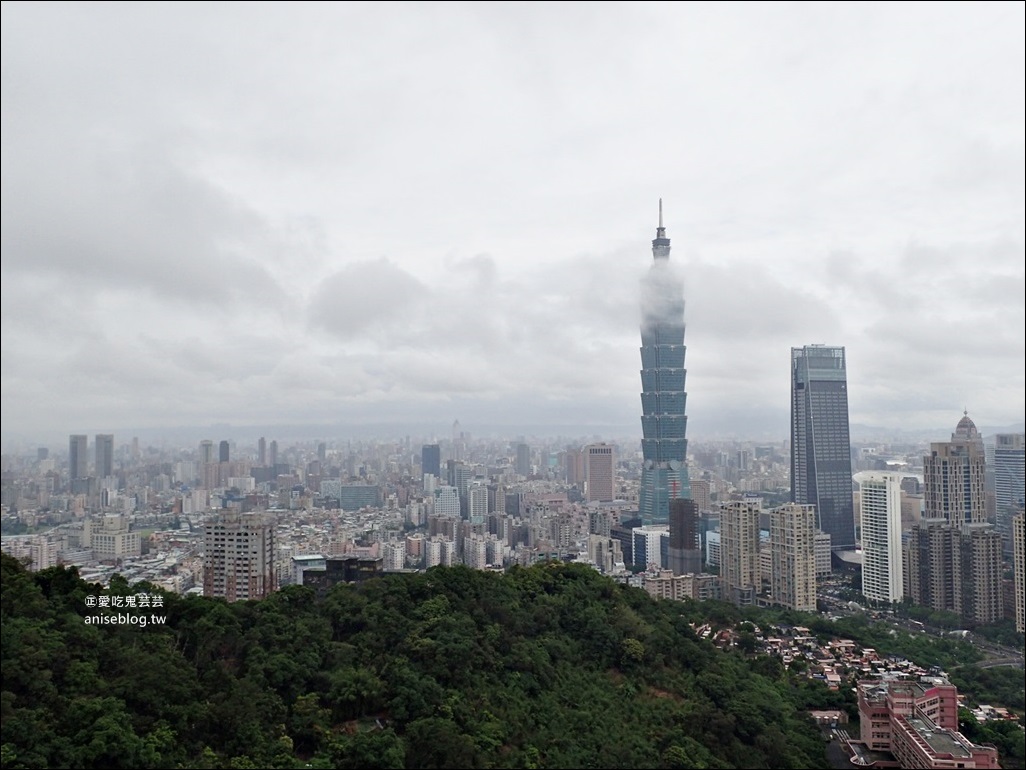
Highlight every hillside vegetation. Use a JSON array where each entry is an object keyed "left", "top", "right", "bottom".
[{"left": 1, "top": 553, "right": 831, "bottom": 769}]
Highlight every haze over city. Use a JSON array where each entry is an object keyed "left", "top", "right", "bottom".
[{"left": 2, "top": 3, "right": 1023, "bottom": 449}]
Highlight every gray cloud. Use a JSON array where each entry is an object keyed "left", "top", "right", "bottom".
[{"left": 2, "top": 2, "right": 1023, "bottom": 445}]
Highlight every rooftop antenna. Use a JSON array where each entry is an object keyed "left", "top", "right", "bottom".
[{"left": 652, "top": 198, "right": 670, "bottom": 258}]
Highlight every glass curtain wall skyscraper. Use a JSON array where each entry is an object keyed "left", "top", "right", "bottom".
[
  {"left": 639, "top": 201, "right": 690, "bottom": 524},
  {"left": 790, "top": 345, "right": 854, "bottom": 550}
]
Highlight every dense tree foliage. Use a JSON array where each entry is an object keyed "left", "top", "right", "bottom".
[
  {"left": 971, "top": 619, "right": 1026, "bottom": 651},
  {"left": 949, "top": 667, "right": 1026, "bottom": 714},
  {"left": 959, "top": 709, "right": 1026, "bottom": 766},
  {"left": 0, "top": 553, "right": 834, "bottom": 769}
]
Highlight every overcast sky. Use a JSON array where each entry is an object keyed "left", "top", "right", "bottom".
[{"left": 2, "top": 2, "right": 1023, "bottom": 449}]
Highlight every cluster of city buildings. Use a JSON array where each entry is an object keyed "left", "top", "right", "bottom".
[{"left": 2, "top": 208, "right": 1023, "bottom": 632}]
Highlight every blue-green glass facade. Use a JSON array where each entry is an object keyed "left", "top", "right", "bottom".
[
  {"left": 790, "top": 345, "right": 854, "bottom": 549},
  {"left": 639, "top": 204, "right": 690, "bottom": 524}
]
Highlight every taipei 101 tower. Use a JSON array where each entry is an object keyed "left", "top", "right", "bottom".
[{"left": 638, "top": 200, "right": 691, "bottom": 524}]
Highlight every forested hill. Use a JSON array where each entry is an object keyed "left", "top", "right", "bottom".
[{"left": 1, "top": 552, "right": 832, "bottom": 769}]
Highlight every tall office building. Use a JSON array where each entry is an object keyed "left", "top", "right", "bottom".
[
  {"left": 790, "top": 345, "right": 854, "bottom": 549},
  {"left": 564, "top": 447, "right": 585, "bottom": 487},
  {"left": 268, "top": 440, "right": 279, "bottom": 469},
  {"left": 515, "top": 443, "right": 531, "bottom": 477},
  {"left": 218, "top": 440, "right": 230, "bottom": 463},
  {"left": 422, "top": 444, "right": 441, "bottom": 479},
  {"left": 769, "top": 503, "right": 817, "bottom": 612},
  {"left": 199, "top": 440, "right": 215, "bottom": 466},
  {"left": 854, "top": 472, "right": 904, "bottom": 604},
  {"left": 258, "top": 436, "right": 267, "bottom": 466},
  {"left": 203, "top": 512, "right": 275, "bottom": 601},
  {"left": 993, "top": 433, "right": 1025, "bottom": 544},
  {"left": 632, "top": 525, "right": 670, "bottom": 570},
  {"left": 720, "top": 498, "right": 761, "bottom": 606},
  {"left": 69, "top": 434, "right": 89, "bottom": 481},
  {"left": 639, "top": 201, "right": 690, "bottom": 524},
  {"left": 923, "top": 413, "right": 986, "bottom": 525},
  {"left": 585, "top": 443, "right": 615, "bottom": 502},
  {"left": 94, "top": 434, "right": 114, "bottom": 479},
  {"left": 452, "top": 420, "right": 464, "bottom": 462},
  {"left": 1013, "top": 512, "right": 1025, "bottom": 633},
  {"left": 667, "top": 497, "right": 702, "bottom": 575}
]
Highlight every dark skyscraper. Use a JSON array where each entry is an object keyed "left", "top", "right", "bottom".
[
  {"left": 639, "top": 200, "right": 690, "bottom": 524},
  {"left": 219, "top": 440, "right": 230, "bottom": 463},
  {"left": 668, "top": 498, "right": 702, "bottom": 575},
  {"left": 95, "top": 434, "right": 114, "bottom": 479},
  {"left": 515, "top": 442, "right": 531, "bottom": 477},
  {"left": 69, "top": 434, "right": 88, "bottom": 481},
  {"left": 790, "top": 344, "right": 854, "bottom": 550},
  {"left": 422, "top": 444, "right": 441, "bottom": 478}
]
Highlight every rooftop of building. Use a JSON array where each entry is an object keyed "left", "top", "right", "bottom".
[
  {"left": 901, "top": 716, "right": 972, "bottom": 759},
  {"left": 859, "top": 674, "right": 951, "bottom": 703},
  {"left": 954, "top": 411, "right": 980, "bottom": 441}
]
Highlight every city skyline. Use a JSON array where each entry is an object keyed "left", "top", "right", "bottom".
[{"left": 2, "top": 4, "right": 1024, "bottom": 446}]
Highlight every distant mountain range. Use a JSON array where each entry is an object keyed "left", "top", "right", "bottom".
[{"left": 3, "top": 416, "right": 1022, "bottom": 453}]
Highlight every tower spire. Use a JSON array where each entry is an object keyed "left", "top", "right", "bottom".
[{"left": 652, "top": 198, "right": 670, "bottom": 259}]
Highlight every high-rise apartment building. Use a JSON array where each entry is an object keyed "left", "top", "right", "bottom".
[
  {"left": 905, "top": 519, "right": 957, "bottom": 612},
  {"left": 790, "top": 345, "right": 854, "bottom": 549},
  {"left": 855, "top": 471, "right": 904, "bottom": 604},
  {"left": 468, "top": 482, "right": 488, "bottom": 525},
  {"left": 258, "top": 436, "right": 267, "bottom": 466},
  {"left": 421, "top": 444, "right": 441, "bottom": 479},
  {"left": 434, "top": 486, "right": 461, "bottom": 519},
  {"left": 957, "top": 524, "right": 1003, "bottom": 627},
  {"left": 1014, "top": 512, "right": 1025, "bottom": 633},
  {"left": 907, "top": 414, "right": 1001, "bottom": 626},
  {"left": 769, "top": 503, "right": 817, "bottom": 612},
  {"left": 720, "top": 498, "right": 761, "bottom": 606},
  {"left": 69, "top": 434, "right": 89, "bottom": 481},
  {"left": 924, "top": 413, "right": 986, "bottom": 525},
  {"left": 94, "top": 434, "right": 114, "bottom": 479},
  {"left": 639, "top": 201, "right": 690, "bottom": 524},
  {"left": 585, "top": 443, "right": 615, "bottom": 503},
  {"left": 905, "top": 517, "right": 1003, "bottom": 627},
  {"left": 993, "top": 433, "right": 1025, "bottom": 545},
  {"left": 203, "top": 512, "right": 275, "bottom": 601}
]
